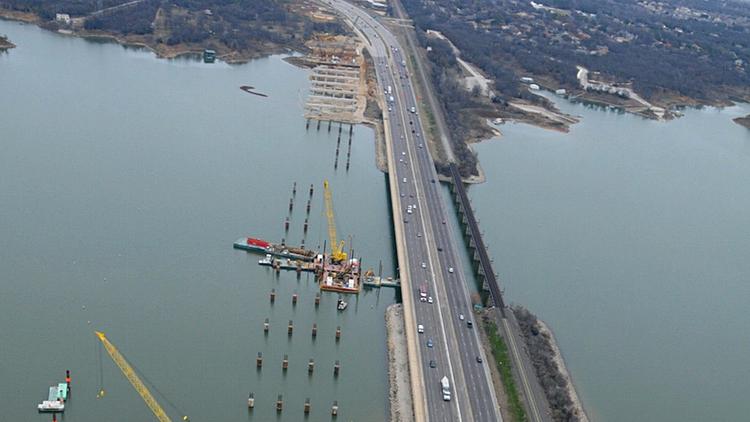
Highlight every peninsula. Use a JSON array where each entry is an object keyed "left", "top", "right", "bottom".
[{"left": 734, "top": 115, "right": 750, "bottom": 130}]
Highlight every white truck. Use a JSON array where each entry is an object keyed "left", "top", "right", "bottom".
[
  {"left": 440, "top": 376, "right": 451, "bottom": 401},
  {"left": 387, "top": 85, "right": 393, "bottom": 95}
]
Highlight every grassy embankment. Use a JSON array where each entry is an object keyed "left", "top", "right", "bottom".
[{"left": 485, "top": 321, "right": 527, "bottom": 422}]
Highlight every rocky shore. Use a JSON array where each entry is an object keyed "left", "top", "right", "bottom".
[
  {"left": 385, "top": 304, "right": 414, "bottom": 422},
  {"left": 513, "top": 306, "right": 589, "bottom": 422}
]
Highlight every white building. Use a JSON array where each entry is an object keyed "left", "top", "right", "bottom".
[{"left": 55, "top": 13, "right": 71, "bottom": 24}]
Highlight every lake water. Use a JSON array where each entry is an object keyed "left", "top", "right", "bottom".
[
  {"left": 4, "top": 16, "right": 750, "bottom": 422},
  {"left": 471, "top": 96, "right": 750, "bottom": 421},
  {"left": 0, "top": 20, "right": 396, "bottom": 422}
]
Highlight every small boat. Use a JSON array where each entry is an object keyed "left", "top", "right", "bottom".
[{"left": 336, "top": 298, "right": 348, "bottom": 311}]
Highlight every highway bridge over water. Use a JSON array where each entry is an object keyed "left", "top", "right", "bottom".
[{"left": 327, "top": 1, "right": 550, "bottom": 421}]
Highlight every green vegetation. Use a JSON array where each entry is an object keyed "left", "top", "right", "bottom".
[{"left": 485, "top": 320, "right": 527, "bottom": 422}]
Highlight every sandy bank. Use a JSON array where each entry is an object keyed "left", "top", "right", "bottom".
[{"left": 385, "top": 304, "right": 414, "bottom": 422}]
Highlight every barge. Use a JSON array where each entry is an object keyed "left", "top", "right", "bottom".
[
  {"left": 258, "top": 254, "right": 316, "bottom": 272},
  {"left": 234, "top": 237, "right": 316, "bottom": 261},
  {"left": 319, "top": 256, "right": 361, "bottom": 294},
  {"left": 38, "top": 381, "right": 68, "bottom": 412}
]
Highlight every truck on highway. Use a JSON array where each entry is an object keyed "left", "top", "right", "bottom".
[
  {"left": 419, "top": 282, "right": 428, "bottom": 301},
  {"left": 440, "top": 376, "right": 451, "bottom": 401},
  {"left": 387, "top": 85, "right": 392, "bottom": 95}
]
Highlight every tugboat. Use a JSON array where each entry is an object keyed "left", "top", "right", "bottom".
[{"left": 336, "top": 297, "right": 348, "bottom": 311}]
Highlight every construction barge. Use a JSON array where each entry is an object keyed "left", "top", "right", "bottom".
[
  {"left": 258, "top": 252, "right": 362, "bottom": 294},
  {"left": 234, "top": 237, "right": 316, "bottom": 261},
  {"left": 259, "top": 254, "right": 316, "bottom": 273},
  {"left": 38, "top": 372, "right": 70, "bottom": 413},
  {"left": 316, "top": 254, "right": 361, "bottom": 294}
]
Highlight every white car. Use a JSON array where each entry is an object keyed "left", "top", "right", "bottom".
[
  {"left": 421, "top": 262, "right": 427, "bottom": 269},
  {"left": 402, "top": 151, "right": 406, "bottom": 156},
  {"left": 417, "top": 324, "right": 424, "bottom": 333},
  {"left": 448, "top": 267, "right": 454, "bottom": 273},
  {"left": 428, "top": 296, "right": 433, "bottom": 304},
  {"left": 459, "top": 314, "right": 465, "bottom": 321}
]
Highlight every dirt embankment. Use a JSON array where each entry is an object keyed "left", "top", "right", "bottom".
[
  {"left": 513, "top": 306, "right": 589, "bottom": 422},
  {"left": 385, "top": 304, "right": 415, "bottom": 422},
  {"left": 734, "top": 114, "right": 750, "bottom": 129}
]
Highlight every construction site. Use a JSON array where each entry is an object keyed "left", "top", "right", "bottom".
[
  {"left": 300, "top": 34, "right": 369, "bottom": 125},
  {"left": 234, "top": 180, "right": 371, "bottom": 294}
]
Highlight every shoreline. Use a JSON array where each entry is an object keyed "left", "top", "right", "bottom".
[
  {"left": 733, "top": 115, "right": 750, "bottom": 129},
  {"left": 537, "top": 319, "right": 590, "bottom": 422},
  {"left": 514, "top": 306, "right": 590, "bottom": 422},
  {"left": 0, "top": 9, "right": 293, "bottom": 64}
]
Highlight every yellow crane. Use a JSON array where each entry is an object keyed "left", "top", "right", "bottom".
[
  {"left": 323, "top": 180, "right": 348, "bottom": 262},
  {"left": 95, "top": 331, "right": 188, "bottom": 422}
]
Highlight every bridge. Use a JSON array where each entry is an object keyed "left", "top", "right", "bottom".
[{"left": 448, "top": 163, "right": 506, "bottom": 317}]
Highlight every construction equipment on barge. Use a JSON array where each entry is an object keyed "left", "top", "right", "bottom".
[
  {"left": 318, "top": 180, "right": 361, "bottom": 293},
  {"left": 234, "top": 237, "right": 315, "bottom": 261},
  {"left": 323, "top": 180, "right": 347, "bottom": 263},
  {"left": 258, "top": 254, "right": 316, "bottom": 273}
]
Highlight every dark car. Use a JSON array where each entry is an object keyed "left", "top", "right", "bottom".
[
  {"left": 429, "top": 360, "right": 436, "bottom": 368},
  {"left": 476, "top": 356, "right": 483, "bottom": 363}
]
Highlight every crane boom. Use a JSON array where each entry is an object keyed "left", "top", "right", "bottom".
[
  {"left": 323, "top": 180, "right": 347, "bottom": 262},
  {"left": 95, "top": 331, "right": 173, "bottom": 422}
]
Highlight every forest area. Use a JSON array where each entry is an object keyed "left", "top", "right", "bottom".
[
  {"left": 400, "top": 0, "right": 750, "bottom": 104},
  {"left": 0, "top": 0, "right": 344, "bottom": 59}
]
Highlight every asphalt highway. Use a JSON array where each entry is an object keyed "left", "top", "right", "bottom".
[{"left": 326, "top": 2, "right": 502, "bottom": 420}]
